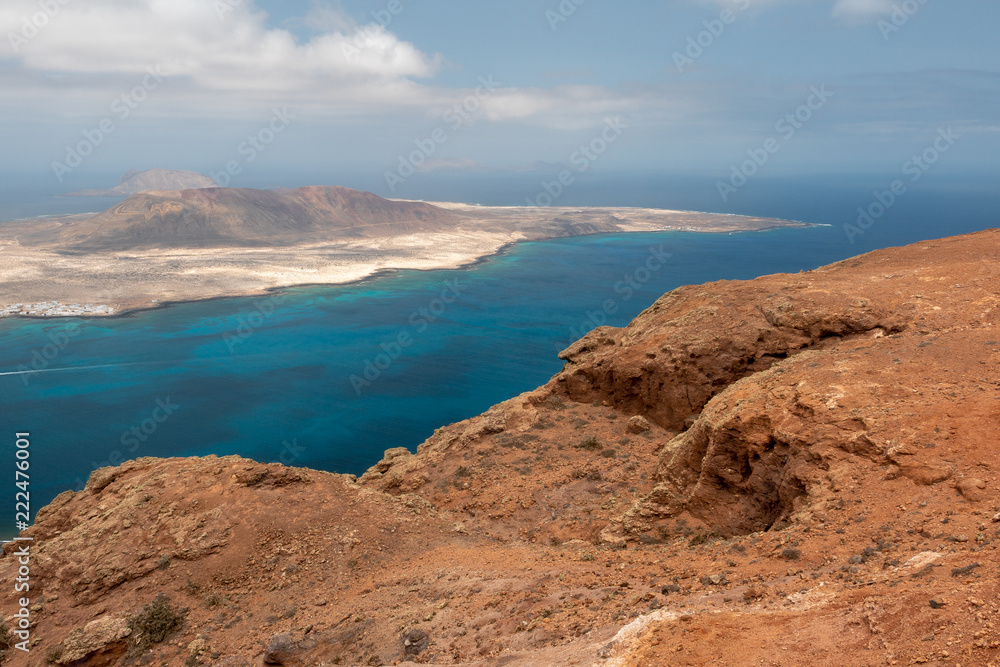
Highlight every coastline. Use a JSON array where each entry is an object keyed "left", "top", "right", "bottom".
[
  {"left": 0, "top": 204, "right": 814, "bottom": 321},
  {"left": 0, "top": 238, "right": 529, "bottom": 322}
]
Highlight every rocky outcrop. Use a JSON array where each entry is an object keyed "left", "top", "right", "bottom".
[
  {"left": 552, "top": 267, "right": 910, "bottom": 432},
  {"left": 2, "top": 229, "right": 999, "bottom": 666},
  {"left": 53, "top": 614, "right": 131, "bottom": 665}
]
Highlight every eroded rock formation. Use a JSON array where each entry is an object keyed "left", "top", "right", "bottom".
[{"left": 3, "top": 229, "right": 999, "bottom": 666}]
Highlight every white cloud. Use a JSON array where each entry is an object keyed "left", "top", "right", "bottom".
[
  {"left": 0, "top": 0, "right": 439, "bottom": 92},
  {"left": 297, "top": 1, "right": 357, "bottom": 34},
  {"left": 0, "top": 0, "right": 650, "bottom": 131},
  {"left": 831, "top": 0, "right": 896, "bottom": 20},
  {"left": 697, "top": 0, "right": 902, "bottom": 21},
  {"left": 477, "top": 85, "right": 647, "bottom": 130}
]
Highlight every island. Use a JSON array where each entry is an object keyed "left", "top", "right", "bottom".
[{"left": 0, "top": 185, "right": 808, "bottom": 318}]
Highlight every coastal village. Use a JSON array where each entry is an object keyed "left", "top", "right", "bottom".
[{"left": 1, "top": 300, "right": 117, "bottom": 317}]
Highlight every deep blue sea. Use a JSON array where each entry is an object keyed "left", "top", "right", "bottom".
[{"left": 0, "top": 171, "right": 997, "bottom": 534}]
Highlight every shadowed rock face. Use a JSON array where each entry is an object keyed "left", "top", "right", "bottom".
[
  {"left": 3, "top": 229, "right": 1000, "bottom": 666},
  {"left": 54, "top": 185, "right": 466, "bottom": 250}
]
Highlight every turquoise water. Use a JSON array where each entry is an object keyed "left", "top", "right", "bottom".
[
  {"left": 1, "top": 226, "right": 853, "bottom": 515},
  {"left": 2, "top": 168, "right": 999, "bottom": 530}
]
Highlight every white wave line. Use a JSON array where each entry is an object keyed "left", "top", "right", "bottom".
[
  {"left": 0, "top": 353, "right": 288, "bottom": 378},
  {"left": 0, "top": 362, "right": 144, "bottom": 377}
]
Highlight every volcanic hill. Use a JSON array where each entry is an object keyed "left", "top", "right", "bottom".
[
  {"left": 2, "top": 229, "right": 999, "bottom": 666},
  {"left": 54, "top": 186, "right": 465, "bottom": 250},
  {"left": 66, "top": 169, "right": 218, "bottom": 197}
]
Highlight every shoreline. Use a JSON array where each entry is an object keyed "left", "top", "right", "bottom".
[
  {"left": 0, "top": 238, "right": 528, "bottom": 322},
  {"left": 0, "top": 225, "right": 816, "bottom": 323},
  {"left": 0, "top": 204, "right": 815, "bottom": 322}
]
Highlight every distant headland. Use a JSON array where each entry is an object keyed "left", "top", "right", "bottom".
[{"left": 0, "top": 183, "right": 810, "bottom": 318}]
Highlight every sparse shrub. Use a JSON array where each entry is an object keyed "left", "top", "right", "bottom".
[
  {"left": 0, "top": 622, "right": 13, "bottom": 654},
  {"left": 184, "top": 580, "right": 202, "bottom": 595},
  {"left": 45, "top": 644, "right": 64, "bottom": 663},
  {"left": 128, "top": 594, "right": 186, "bottom": 656},
  {"left": 577, "top": 436, "right": 602, "bottom": 451},
  {"left": 545, "top": 395, "right": 566, "bottom": 409},
  {"left": 580, "top": 552, "right": 596, "bottom": 561},
  {"left": 688, "top": 532, "right": 721, "bottom": 547},
  {"left": 156, "top": 555, "right": 172, "bottom": 570},
  {"left": 203, "top": 593, "right": 223, "bottom": 608},
  {"left": 781, "top": 548, "right": 801, "bottom": 561},
  {"left": 600, "top": 449, "right": 617, "bottom": 459}
]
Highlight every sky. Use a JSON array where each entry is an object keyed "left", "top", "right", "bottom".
[{"left": 0, "top": 0, "right": 997, "bottom": 198}]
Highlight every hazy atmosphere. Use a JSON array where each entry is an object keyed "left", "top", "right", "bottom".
[
  {"left": 2, "top": 0, "right": 998, "bottom": 194},
  {"left": 2, "top": 2, "right": 999, "bottom": 665}
]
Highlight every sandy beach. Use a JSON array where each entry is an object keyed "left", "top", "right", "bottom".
[{"left": 0, "top": 202, "right": 808, "bottom": 318}]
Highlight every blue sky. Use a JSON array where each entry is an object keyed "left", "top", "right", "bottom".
[{"left": 0, "top": 0, "right": 997, "bottom": 196}]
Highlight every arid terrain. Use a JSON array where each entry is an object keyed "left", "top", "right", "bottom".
[
  {"left": 0, "top": 185, "right": 804, "bottom": 317},
  {"left": 2, "top": 228, "right": 998, "bottom": 666}
]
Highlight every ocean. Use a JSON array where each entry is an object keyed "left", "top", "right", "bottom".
[{"left": 0, "top": 171, "right": 997, "bottom": 530}]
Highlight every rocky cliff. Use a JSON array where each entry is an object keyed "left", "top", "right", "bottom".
[{"left": 2, "top": 229, "right": 999, "bottom": 666}]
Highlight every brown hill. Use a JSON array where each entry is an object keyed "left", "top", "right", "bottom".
[
  {"left": 2, "top": 229, "right": 999, "bottom": 666},
  {"left": 66, "top": 169, "right": 218, "bottom": 197},
  {"left": 56, "top": 186, "right": 466, "bottom": 250}
]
